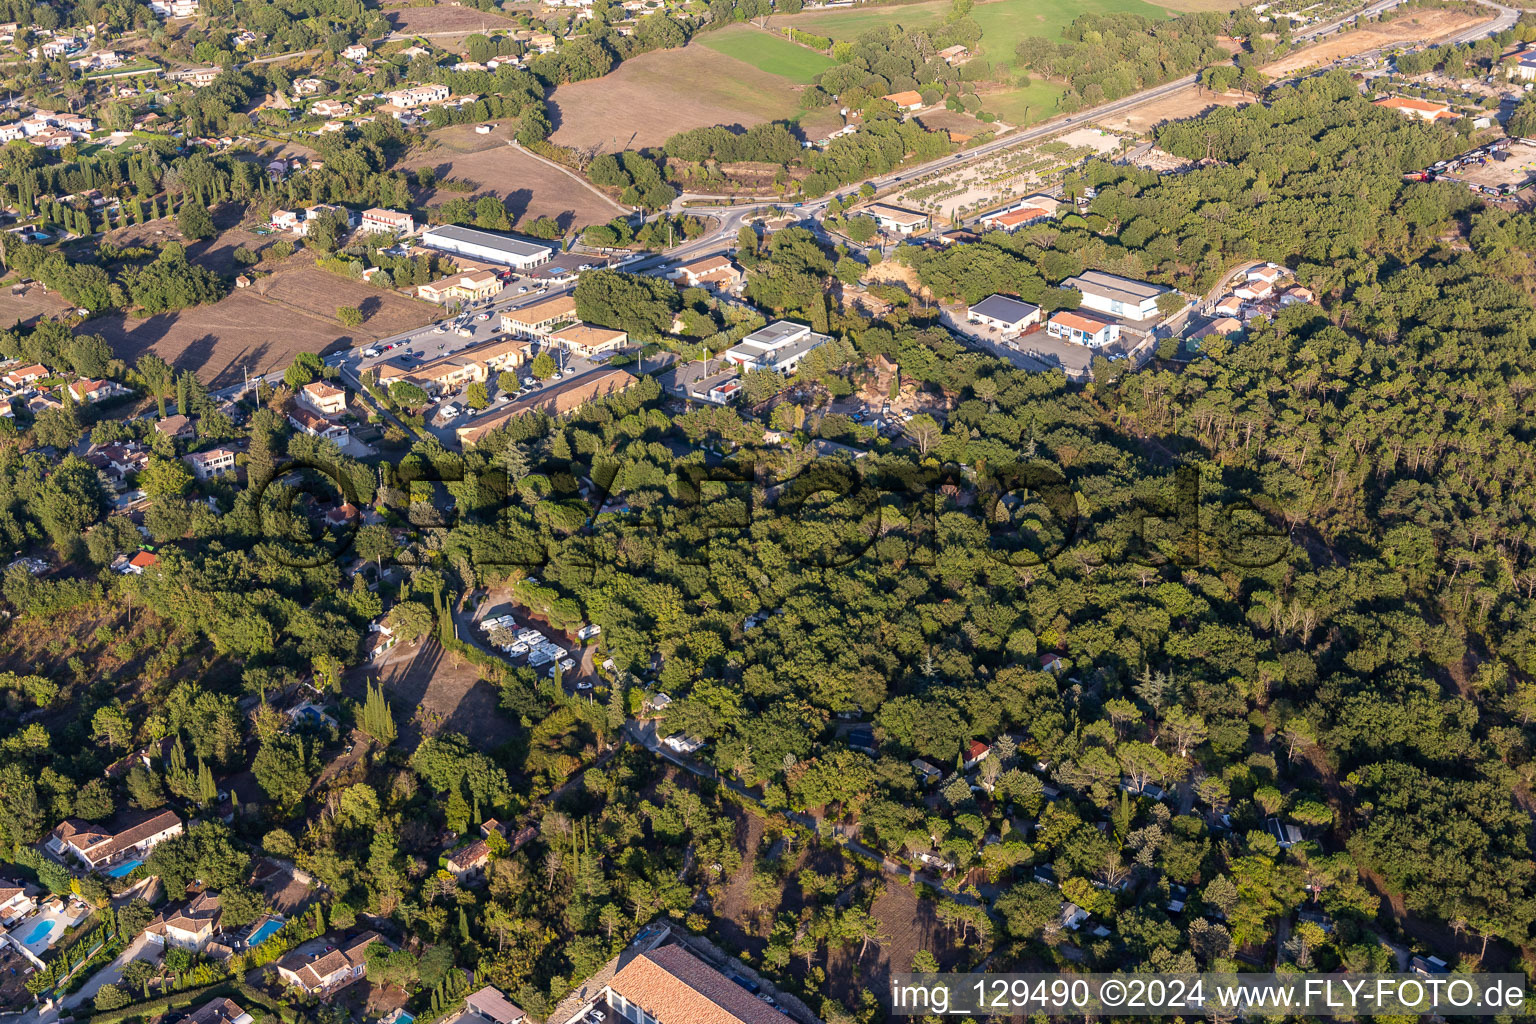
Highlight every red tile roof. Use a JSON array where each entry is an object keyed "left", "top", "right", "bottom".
[{"left": 608, "top": 945, "right": 784, "bottom": 1024}]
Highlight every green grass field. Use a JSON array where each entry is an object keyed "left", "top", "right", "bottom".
[
  {"left": 777, "top": 0, "right": 1174, "bottom": 64},
  {"left": 697, "top": 25, "right": 837, "bottom": 83},
  {"left": 983, "top": 80, "right": 1066, "bottom": 124}
]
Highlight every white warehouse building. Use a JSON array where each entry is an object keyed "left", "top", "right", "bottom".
[{"left": 420, "top": 225, "right": 554, "bottom": 270}]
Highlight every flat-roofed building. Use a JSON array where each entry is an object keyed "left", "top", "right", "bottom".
[
  {"left": 722, "top": 320, "right": 832, "bottom": 374},
  {"left": 1062, "top": 270, "right": 1172, "bottom": 321},
  {"left": 421, "top": 225, "right": 552, "bottom": 270}
]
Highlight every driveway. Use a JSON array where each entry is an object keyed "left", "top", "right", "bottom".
[{"left": 60, "top": 933, "right": 160, "bottom": 1012}]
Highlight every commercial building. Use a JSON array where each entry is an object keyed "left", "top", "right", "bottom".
[
  {"left": 377, "top": 336, "right": 529, "bottom": 393},
  {"left": 420, "top": 225, "right": 553, "bottom": 270},
  {"left": 548, "top": 323, "right": 628, "bottom": 358},
  {"left": 722, "top": 321, "right": 832, "bottom": 375},
  {"left": 417, "top": 270, "right": 501, "bottom": 304},
  {"left": 1373, "top": 95, "right": 1455, "bottom": 122},
  {"left": 980, "top": 205, "right": 1052, "bottom": 231},
  {"left": 865, "top": 204, "right": 929, "bottom": 236},
  {"left": 1062, "top": 270, "right": 1171, "bottom": 321},
  {"left": 1046, "top": 310, "right": 1119, "bottom": 348},
  {"left": 668, "top": 254, "right": 743, "bottom": 292},
  {"left": 45, "top": 810, "right": 183, "bottom": 873},
  {"left": 966, "top": 294, "right": 1040, "bottom": 334},
  {"left": 457, "top": 368, "right": 637, "bottom": 446},
  {"left": 500, "top": 293, "right": 577, "bottom": 336}
]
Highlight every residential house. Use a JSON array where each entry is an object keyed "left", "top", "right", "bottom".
[
  {"left": 341, "top": 44, "right": 368, "bottom": 60},
  {"left": 1280, "top": 285, "right": 1315, "bottom": 305},
  {"left": 275, "top": 932, "right": 381, "bottom": 997},
  {"left": 360, "top": 208, "right": 415, "bottom": 236},
  {"left": 1373, "top": 95, "right": 1455, "bottom": 121},
  {"left": 364, "top": 622, "right": 398, "bottom": 662},
  {"left": 86, "top": 441, "right": 150, "bottom": 488},
  {"left": 417, "top": 271, "right": 501, "bottom": 304},
  {"left": 722, "top": 320, "right": 832, "bottom": 374},
  {"left": 149, "top": 0, "right": 199, "bottom": 16},
  {"left": 1410, "top": 955, "right": 1450, "bottom": 976},
  {"left": 287, "top": 407, "right": 349, "bottom": 443},
  {"left": 146, "top": 890, "right": 222, "bottom": 951},
  {"left": 270, "top": 209, "right": 303, "bottom": 233},
  {"left": 299, "top": 380, "right": 347, "bottom": 417},
  {"left": 1, "top": 364, "right": 46, "bottom": 388},
  {"left": 1062, "top": 270, "right": 1172, "bottom": 321},
  {"left": 500, "top": 293, "right": 578, "bottom": 336},
  {"left": 1212, "top": 295, "right": 1243, "bottom": 317},
  {"left": 963, "top": 740, "right": 990, "bottom": 770},
  {"left": 310, "top": 99, "right": 353, "bottom": 118},
  {"left": 155, "top": 414, "right": 195, "bottom": 440},
  {"left": 1046, "top": 310, "right": 1119, "bottom": 348},
  {"left": 591, "top": 944, "right": 788, "bottom": 1024},
  {"left": 185, "top": 446, "right": 238, "bottom": 481},
  {"left": 45, "top": 809, "right": 183, "bottom": 873},
  {"left": 548, "top": 323, "right": 628, "bottom": 358},
  {"left": 865, "top": 203, "right": 929, "bottom": 235},
  {"left": 121, "top": 551, "right": 160, "bottom": 575},
  {"left": 668, "top": 254, "right": 743, "bottom": 291},
  {"left": 1188, "top": 316, "right": 1242, "bottom": 344},
  {"left": 292, "top": 78, "right": 323, "bottom": 96},
  {"left": 1266, "top": 817, "right": 1303, "bottom": 848},
  {"left": 384, "top": 83, "right": 450, "bottom": 109},
  {"left": 173, "top": 67, "right": 221, "bottom": 87},
  {"left": 1233, "top": 279, "right": 1273, "bottom": 302},
  {"left": 662, "top": 734, "right": 704, "bottom": 755},
  {"left": 966, "top": 294, "right": 1040, "bottom": 334},
  {"left": 0, "top": 882, "right": 35, "bottom": 926},
  {"left": 911, "top": 759, "right": 943, "bottom": 787},
  {"left": 68, "top": 378, "right": 127, "bottom": 403},
  {"left": 178, "top": 998, "right": 253, "bottom": 1024},
  {"left": 937, "top": 44, "right": 969, "bottom": 64},
  {"left": 445, "top": 839, "right": 491, "bottom": 882},
  {"left": 29, "top": 129, "right": 75, "bottom": 150},
  {"left": 882, "top": 90, "right": 924, "bottom": 111},
  {"left": 455, "top": 986, "right": 527, "bottom": 1024}
]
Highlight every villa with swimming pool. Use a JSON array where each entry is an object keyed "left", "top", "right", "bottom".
[{"left": 44, "top": 809, "right": 184, "bottom": 875}]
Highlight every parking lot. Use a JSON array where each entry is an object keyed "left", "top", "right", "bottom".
[{"left": 470, "top": 597, "right": 601, "bottom": 693}]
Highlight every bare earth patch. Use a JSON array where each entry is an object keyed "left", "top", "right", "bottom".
[
  {"left": 383, "top": 3, "right": 516, "bottom": 35},
  {"left": 1262, "top": 8, "right": 1490, "bottom": 77},
  {"left": 1102, "top": 84, "right": 1250, "bottom": 135},
  {"left": 402, "top": 125, "right": 627, "bottom": 230},
  {"left": 0, "top": 281, "right": 71, "bottom": 325}
]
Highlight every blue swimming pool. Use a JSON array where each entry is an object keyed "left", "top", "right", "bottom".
[
  {"left": 20, "top": 920, "right": 54, "bottom": 946},
  {"left": 247, "top": 918, "right": 283, "bottom": 946},
  {"left": 106, "top": 859, "right": 142, "bottom": 878}
]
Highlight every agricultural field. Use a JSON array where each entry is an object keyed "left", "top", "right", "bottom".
[
  {"left": 549, "top": 42, "right": 816, "bottom": 153},
  {"left": 697, "top": 24, "right": 837, "bottom": 83},
  {"left": 402, "top": 123, "right": 627, "bottom": 229},
  {"left": 0, "top": 281, "right": 71, "bottom": 326},
  {"left": 776, "top": 0, "right": 1173, "bottom": 65}
]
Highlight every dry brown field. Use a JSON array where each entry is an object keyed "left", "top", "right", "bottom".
[{"left": 1261, "top": 8, "right": 1489, "bottom": 76}]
